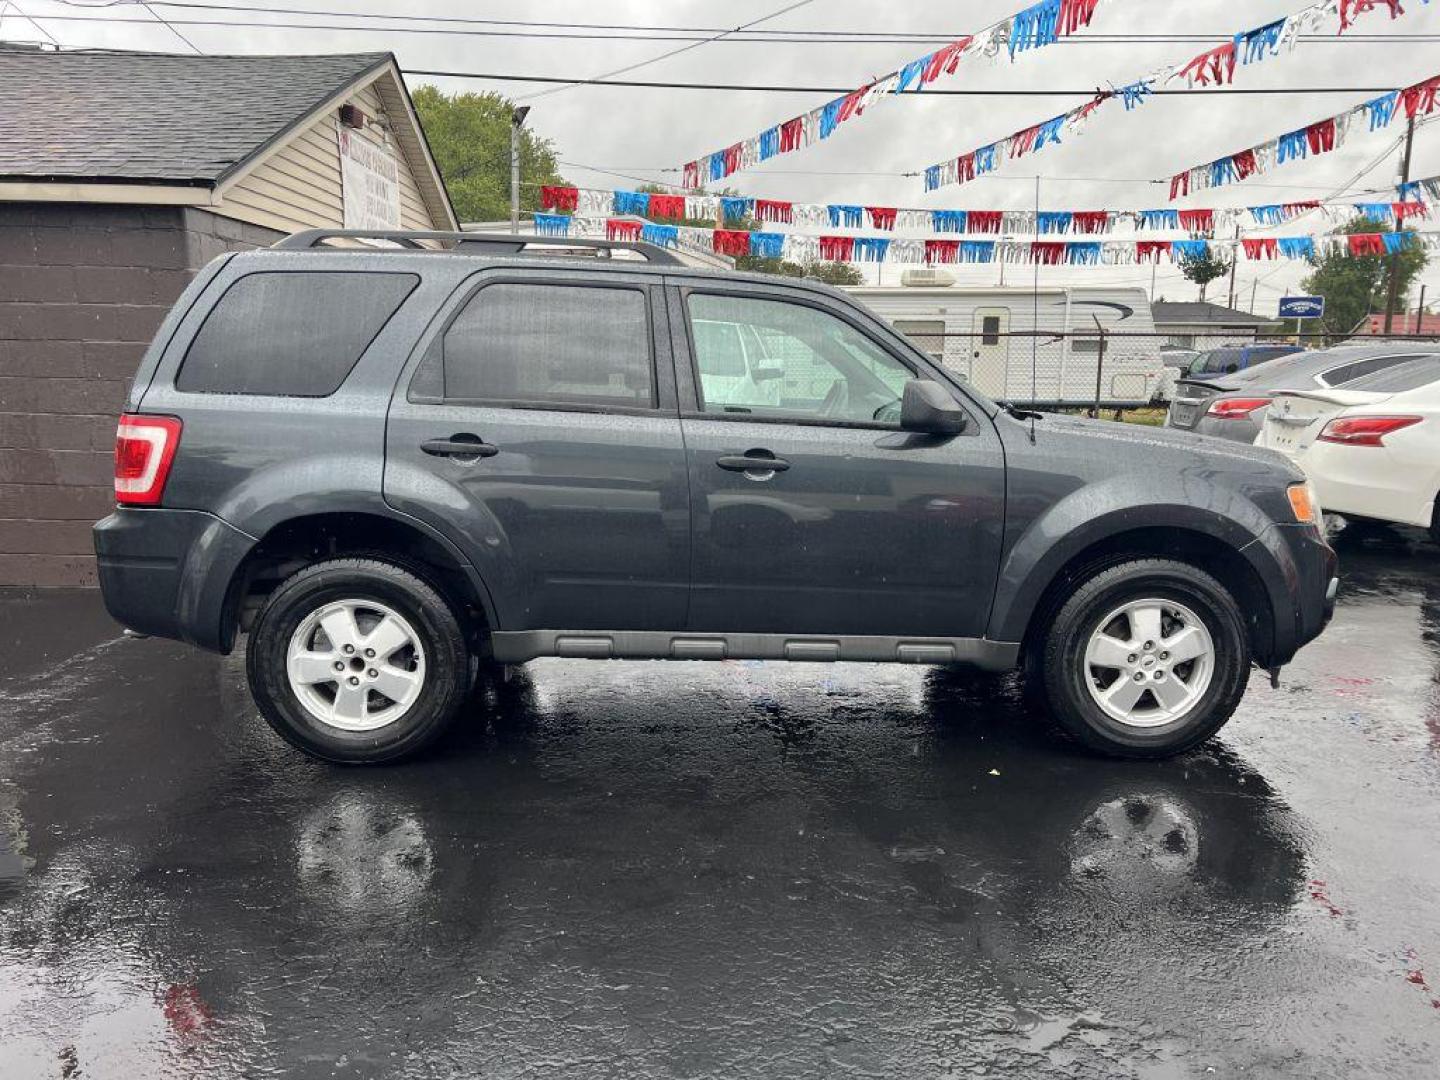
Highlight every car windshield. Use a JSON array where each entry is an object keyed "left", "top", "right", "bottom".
[{"left": 1341, "top": 354, "right": 1440, "bottom": 393}]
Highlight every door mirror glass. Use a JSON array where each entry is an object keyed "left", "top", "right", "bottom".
[{"left": 900, "top": 379, "right": 967, "bottom": 435}]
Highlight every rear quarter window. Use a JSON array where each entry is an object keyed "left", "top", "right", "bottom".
[
  {"left": 1340, "top": 355, "right": 1440, "bottom": 393},
  {"left": 175, "top": 271, "right": 418, "bottom": 396}
]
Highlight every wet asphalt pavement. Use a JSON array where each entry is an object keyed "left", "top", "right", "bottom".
[{"left": 2, "top": 530, "right": 1439, "bottom": 1079}]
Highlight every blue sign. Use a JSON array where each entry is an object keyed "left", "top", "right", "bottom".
[{"left": 1279, "top": 295, "right": 1325, "bottom": 319}]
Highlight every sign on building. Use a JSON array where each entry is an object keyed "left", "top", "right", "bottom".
[
  {"left": 338, "top": 125, "right": 401, "bottom": 230},
  {"left": 1278, "top": 295, "right": 1325, "bottom": 320}
]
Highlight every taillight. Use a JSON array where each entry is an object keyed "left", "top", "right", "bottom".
[
  {"left": 1316, "top": 415, "right": 1421, "bottom": 448},
  {"left": 1207, "top": 397, "right": 1271, "bottom": 419},
  {"left": 114, "top": 414, "right": 182, "bottom": 506}
]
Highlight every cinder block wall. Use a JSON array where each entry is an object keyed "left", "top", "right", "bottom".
[{"left": 0, "top": 204, "right": 278, "bottom": 586}]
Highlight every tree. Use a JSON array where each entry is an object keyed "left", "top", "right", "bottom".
[
  {"left": 411, "top": 85, "right": 568, "bottom": 223},
  {"left": 1301, "top": 218, "right": 1429, "bottom": 338},
  {"left": 1178, "top": 250, "right": 1232, "bottom": 302}
]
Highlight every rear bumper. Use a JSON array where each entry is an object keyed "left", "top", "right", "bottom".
[
  {"left": 94, "top": 508, "right": 257, "bottom": 654},
  {"left": 1192, "top": 413, "right": 1266, "bottom": 445}
]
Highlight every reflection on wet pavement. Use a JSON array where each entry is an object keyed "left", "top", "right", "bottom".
[{"left": 2, "top": 529, "right": 1439, "bottom": 1078}]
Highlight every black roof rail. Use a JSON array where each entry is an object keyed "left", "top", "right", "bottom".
[{"left": 272, "top": 229, "right": 684, "bottom": 265}]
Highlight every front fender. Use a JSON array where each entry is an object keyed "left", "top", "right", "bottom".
[{"left": 987, "top": 473, "right": 1292, "bottom": 654}]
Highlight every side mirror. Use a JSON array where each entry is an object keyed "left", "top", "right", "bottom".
[{"left": 900, "top": 379, "right": 967, "bottom": 435}]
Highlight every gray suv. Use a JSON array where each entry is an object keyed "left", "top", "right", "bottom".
[{"left": 94, "top": 230, "right": 1337, "bottom": 763}]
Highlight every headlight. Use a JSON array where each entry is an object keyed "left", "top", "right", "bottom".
[{"left": 1286, "top": 481, "right": 1321, "bottom": 526}]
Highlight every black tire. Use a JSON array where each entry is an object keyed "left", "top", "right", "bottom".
[
  {"left": 246, "top": 557, "right": 472, "bottom": 764},
  {"left": 1038, "top": 558, "right": 1251, "bottom": 759}
]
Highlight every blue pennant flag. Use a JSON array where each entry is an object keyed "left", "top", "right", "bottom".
[
  {"left": 1010, "top": 0, "right": 1062, "bottom": 57},
  {"left": 1139, "top": 209, "right": 1180, "bottom": 230},
  {"left": 1037, "top": 211, "right": 1073, "bottom": 234},
  {"left": 641, "top": 223, "right": 678, "bottom": 248},
  {"left": 1277, "top": 236, "right": 1315, "bottom": 260},
  {"left": 721, "top": 197, "right": 754, "bottom": 223},
  {"left": 1364, "top": 91, "right": 1401, "bottom": 131},
  {"left": 961, "top": 240, "right": 996, "bottom": 263},
  {"left": 896, "top": 58, "right": 927, "bottom": 93},
  {"left": 1119, "top": 81, "right": 1153, "bottom": 111},
  {"left": 1354, "top": 202, "right": 1394, "bottom": 224},
  {"left": 925, "top": 165, "right": 943, "bottom": 191},
  {"left": 1250, "top": 205, "right": 1285, "bottom": 225},
  {"left": 613, "top": 190, "right": 650, "bottom": 216},
  {"left": 975, "top": 144, "right": 999, "bottom": 175},
  {"left": 827, "top": 204, "right": 864, "bottom": 228},
  {"left": 1382, "top": 231, "right": 1417, "bottom": 255},
  {"left": 1067, "top": 242, "right": 1102, "bottom": 265},
  {"left": 853, "top": 237, "right": 891, "bottom": 263},
  {"left": 1173, "top": 239, "right": 1210, "bottom": 261},
  {"left": 1035, "top": 115, "right": 1066, "bottom": 151},
  {"left": 1238, "top": 19, "right": 1286, "bottom": 65},
  {"left": 932, "top": 210, "right": 968, "bottom": 233},
  {"left": 1208, "top": 159, "right": 1238, "bottom": 188},
  {"left": 708, "top": 154, "right": 726, "bottom": 182},
  {"left": 1398, "top": 180, "right": 1423, "bottom": 202},
  {"left": 748, "top": 231, "right": 785, "bottom": 259},
  {"left": 820, "top": 98, "right": 844, "bottom": 139},
  {"left": 533, "top": 213, "right": 570, "bottom": 237},
  {"left": 758, "top": 127, "right": 780, "bottom": 161},
  {"left": 1277, "top": 129, "right": 1309, "bottom": 164}
]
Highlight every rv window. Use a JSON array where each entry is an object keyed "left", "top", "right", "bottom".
[
  {"left": 1071, "top": 335, "right": 1102, "bottom": 355},
  {"left": 893, "top": 319, "right": 946, "bottom": 361},
  {"left": 980, "top": 316, "right": 1001, "bottom": 346}
]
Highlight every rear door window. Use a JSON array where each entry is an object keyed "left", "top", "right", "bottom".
[
  {"left": 176, "top": 271, "right": 417, "bottom": 396},
  {"left": 441, "top": 283, "right": 655, "bottom": 409}
]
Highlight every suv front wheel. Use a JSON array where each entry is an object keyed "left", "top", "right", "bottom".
[
  {"left": 246, "top": 558, "right": 472, "bottom": 763},
  {"left": 1038, "top": 559, "right": 1251, "bottom": 758}
]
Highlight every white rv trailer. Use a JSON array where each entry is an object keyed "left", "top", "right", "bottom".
[{"left": 845, "top": 276, "right": 1164, "bottom": 408}]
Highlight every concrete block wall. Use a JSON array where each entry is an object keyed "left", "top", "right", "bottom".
[{"left": 0, "top": 204, "right": 279, "bottom": 586}]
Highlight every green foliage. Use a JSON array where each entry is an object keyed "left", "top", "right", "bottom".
[
  {"left": 411, "top": 85, "right": 567, "bottom": 223},
  {"left": 732, "top": 256, "right": 863, "bottom": 285},
  {"left": 1178, "top": 250, "right": 1232, "bottom": 300},
  {"left": 1300, "top": 218, "right": 1429, "bottom": 337}
]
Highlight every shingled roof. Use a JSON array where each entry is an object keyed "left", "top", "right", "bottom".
[
  {"left": 0, "top": 49, "right": 394, "bottom": 184},
  {"left": 1151, "top": 301, "right": 1273, "bottom": 327}
]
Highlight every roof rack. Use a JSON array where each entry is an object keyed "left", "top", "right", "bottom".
[{"left": 272, "top": 229, "right": 684, "bottom": 265}]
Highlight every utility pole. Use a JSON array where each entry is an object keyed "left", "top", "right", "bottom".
[
  {"left": 1225, "top": 224, "right": 1240, "bottom": 310},
  {"left": 1416, "top": 283, "right": 1427, "bottom": 336},
  {"left": 1382, "top": 112, "right": 1416, "bottom": 334},
  {"left": 510, "top": 106, "right": 530, "bottom": 235},
  {"left": 1249, "top": 278, "right": 1257, "bottom": 315},
  {"left": 1149, "top": 257, "right": 1158, "bottom": 304}
]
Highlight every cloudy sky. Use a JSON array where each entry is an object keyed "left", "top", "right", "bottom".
[{"left": 5, "top": 0, "right": 1439, "bottom": 311}]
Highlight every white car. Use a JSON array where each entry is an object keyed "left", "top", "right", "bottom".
[{"left": 1254, "top": 356, "right": 1440, "bottom": 542}]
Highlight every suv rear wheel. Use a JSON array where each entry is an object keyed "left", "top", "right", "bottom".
[
  {"left": 246, "top": 558, "right": 472, "bottom": 763},
  {"left": 1038, "top": 559, "right": 1250, "bottom": 758}
]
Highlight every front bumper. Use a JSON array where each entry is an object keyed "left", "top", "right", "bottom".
[
  {"left": 94, "top": 508, "right": 257, "bottom": 653},
  {"left": 1263, "top": 521, "right": 1338, "bottom": 664}
]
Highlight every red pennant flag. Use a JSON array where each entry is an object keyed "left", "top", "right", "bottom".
[
  {"left": 1071, "top": 211, "right": 1111, "bottom": 234},
  {"left": 924, "top": 239, "right": 961, "bottom": 264},
  {"left": 1402, "top": 74, "right": 1440, "bottom": 119},
  {"left": 1032, "top": 242, "right": 1066, "bottom": 265},
  {"left": 712, "top": 229, "right": 751, "bottom": 257},
  {"left": 1170, "top": 173, "right": 1191, "bottom": 201},
  {"left": 1178, "top": 209, "right": 1215, "bottom": 234},
  {"left": 1306, "top": 118, "right": 1337, "bottom": 156},
  {"left": 1137, "top": 240, "right": 1173, "bottom": 262},
  {"left": 778, "top": 117, "right": 805, "bottom": 152},
  {"left": 722, "top": 143, "right": 743, "bottom": 176},
  {"left": 968, "top": 210, "right": 1004, "bottom": 234},
  {"left": 606, "top": 219, "right": 643, "bottom": 241},
  {"left": 1393, "top": 202, "right": 1429, "bottom": 222},
  {"left": 541, "top": 185, "right": 580, "bottom": 213},
  {"left": 820, "top": 235, "right": 856, "bottom": 261},
  {"left": 1242, "top": 237, "right": 1278, "bottom": 260},
  {"left": 921, "top": 38, "right": 971, "bottom": 84},
  {"left": 754, "top": 199, "right": 793, "bottom": 224},
  {"left": 1009, "top": 123, "right": 1043, "bottom": 159},
  {"left": 682, "top": 163, "right": 700, "bottom": 189},
  {"left": 647, "top": 194, "right": 686, "bottom": 220},
  {"left": 956, "top": 151, "right": 979, "bottom": 184},
  {"left": 1232, "top": 149, "right": 1259, "bottom": 179},
  {"left": 866, "top": 207, "right": 898, "bottom": 231},
  {"left": 1282, "top": 200, "right": 1321, "bottom": 217},
  {"left": 1177, "top": 42, "right": 1237, "bottom": 87},
  {"left": 1059, "top": 0, "right": 1101, "bottom": 34},
  {"left": 1348, "top": 232, "right": 1388, "bottom": 256}
]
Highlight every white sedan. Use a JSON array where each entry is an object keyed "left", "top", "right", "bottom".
[{"left": 1254, "top": 356, "right": 1440, "bottom": 543}]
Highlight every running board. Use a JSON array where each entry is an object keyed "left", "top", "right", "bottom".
[{"left": 488, "top": 631, "right": 1020, "bottom": 670}]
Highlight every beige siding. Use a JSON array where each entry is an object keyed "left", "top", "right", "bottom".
[{"left": 218, "top": 77, "right": 437, "bottom": 235}]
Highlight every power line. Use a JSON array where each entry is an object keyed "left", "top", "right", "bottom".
[
  {"left": 43, "top": 1, "right": 1440, "bottom": 45},
  {"left": 139, "top": 0, "right": 202, "bottom": 53}
]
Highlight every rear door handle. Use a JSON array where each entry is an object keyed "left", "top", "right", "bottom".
[
  {"left": 421, "top": 435, "right": 499, "bottom": 459},
  {"left": 716, "top": 454, "right": 790, "bottom": 473}
]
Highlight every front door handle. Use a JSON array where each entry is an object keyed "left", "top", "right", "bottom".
[
  {"left": 421, "top": 434, "right": 499, "bottom": 459},
  {"left": 716, "top": 453, "right": 790, "bottom": 474}
]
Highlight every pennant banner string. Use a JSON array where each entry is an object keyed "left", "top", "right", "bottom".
[
  {"left": 1165, "top": 69, "right": 1440, "bottom": 199},
  {"left": 537, "top": 213, "right": 1440, "bottom": 267},
  {"left": 538, "top": 183, "right": 1433, "bottom": 236},
  {"left": 676, "top": 0, "right": 1113, "bottom": 188},
  {"left": 919, "top": 0, "right": 1429, "bottom": 193}
]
